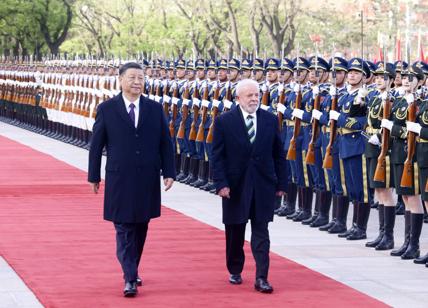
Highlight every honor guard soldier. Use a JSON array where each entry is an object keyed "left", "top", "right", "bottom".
[
  {"left": 189, "top": 59, "right": 210, "bottom": 188},
  {"left": 283, "top": 57, "right": 313, "bottom": 221},
  {"left": 381, "top": 65, "right": 425, "bottom": 259},
  {"left": 303, "top": 56, "right": 333, "bottom": 227},
  {"left": 174, "top": 58, "right": 191, "bottom": 182},
  {"left": 364, "top": 62, "right": 397, "bottom": 251},
  {"left": 329, "top": 58, "right": 371, "bottom": 240},
  {"left": 276, "top": 57, "right": 298, "bottom": 217},
  {"left": 317, "top": 56, "right": 350, "bottom": 233}
]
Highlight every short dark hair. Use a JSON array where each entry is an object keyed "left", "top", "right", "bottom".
[{"left": 119, "top": 62, "right": 143, "bottom": 76}]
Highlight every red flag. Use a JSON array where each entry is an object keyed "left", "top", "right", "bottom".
[{"left": 396, "top": 34, "right": 401, "bottom": 61}]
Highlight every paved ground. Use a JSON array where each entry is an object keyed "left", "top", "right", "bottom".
[{"left": 2, "top": 120, "right": 428, "bottom": 307}]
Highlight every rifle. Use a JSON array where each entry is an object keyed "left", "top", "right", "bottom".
[
  {"left": 169, "top": 82, "right": 179, "bottom": 138},
  {"left": 306, "top": 56, "right": 321, "bottom": 165},
  {"left": 373, "top": 53, "right": 392, "bottom": 182},
  {"left": 206, "top": 81, "right": 221, "bottom": 144},
  {"left": 177, "top": 81, "right": 190, "bottom": 139},
  {"left": 223, "top": 81, "right": 232, "bottom": 112},
  {"left": 277, "top": 84, "right": 285, "bottom": 131},
  {"left": 400, "top": 97, "right": 416, "bottom": 188},
  {"left": 323, "top": 51, "right": 337, "bottom": 169},
  {"left": 261, "top": 84, "right": 270, "bottom": 106},
  {"left": 305, "top": 90, "right": 321, "bottom": 165},
  {"left": 196, "top": 81, "right": 210, "bottom": 142},
  {"left": 188, "top": 81, "right": 200, "bottom": 141},
  {"left": 162, "top": 80, "right": 170, "bottom": 117}
]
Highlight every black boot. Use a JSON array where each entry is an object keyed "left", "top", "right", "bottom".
[
  {"left": 320, "top": 194, "right": 337, "bottom": 231},
  {"left": 287, "top": 187, "right": 303, "bottom": 220},
  {"left": 338, "top": 200, "right": 358, "bottom": 238},
  {"left": 328, "top": 195, "right": 349, "bottom": 234},
  {"left": 347, "top": 203, "right": 370, "bottom": 240},
  {"left": 414, "top": 252, "right": 428, "bottom": 264},
  {"left": 376, "top": 206, "right": 396, "bottom": 250},
  {"left": 200, "top": 162, "right": 214, "bottom": 191},
  {"left": 391, "top": 211, "right": 411, "bottom": 256},
  {"left": 183, "top": 157, "right": 199, "bottom": 184},
  {"left": 191, "top": 160, "right": 208, "bottom": 188},
  {"left": 302, "top": 190, "right": 320, "bottom": 225},
  {"left": 311, "top": 191, "right": 332, "bottom": 228},
  {"left": 401, "top": 213, "right": 423, "bottom": 260},
  {"left": 366, "top": 204, "right": 385, "bottom": 247},
  {"left": 174, "top": 153, "right": 181, "bottom": 175},
  {"left": 277, "top": 182, "right": 297, "bottom": 217},
  {"left": 176, "top": 154, "right": 189, "bottom": 182},
  {"left": 395, "top": 195, "right": 405, "bottom": 215},
  {"left": 293, "top": 187, "right": 312, "bottom": 222}
]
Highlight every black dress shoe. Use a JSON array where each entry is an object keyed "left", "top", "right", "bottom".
[
  {"left": 414, "top": 252, "right": 428, "bottom": 264},
  {"left": 124, "top": 281, "right": 138, "bottom": 297},
  {"left": 254, "top": 278, "right": 273, "bottom": 293},
  {"left": 229, "top": 274, "right": 242, "bottom": 285},
  {"left": 136, "top": 277, "right": 143, "bottom": 286}
]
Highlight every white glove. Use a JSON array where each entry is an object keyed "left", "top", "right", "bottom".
[
  {"left": 329, "top": 86, "right": 336, "bottom": 97},
  {"left": 381, "top": 119, "right": 393, "bottom": 131},
  {"left": 149, "top": 94, "right": 155, "bottom": 100},
  {"left": 223, "top": 99, "right": 232, "bottom": 109},
  {"left": 182, "top": 99, "right": 190, "bottom": 106},
  {"left": 368, "top": 134, "right": 381, "bottom": 146},
  {"left": 171, "top": 97, "right": 179, "bottom": 105},
  {"left": 406, "top": 121, "right": 422, "bottom": 135},
  {"left": 293, "top": 83, "right": 300, "bottom": 94},
  {"left": 154, "top": 95, "right": 161, "bottom": 102},
  {"left": 405, "top": 93, "right": 414, "bottom": 103},
  {"left": 277, "top": 103, "right": 286, "bottom": 114},
  {"left": 380, "top": 91, "right": 388, "bottom": 101},
  {"left": 312, "top": 85, "right": 319, "bottom": 98},
  {"left": 358, "top": 87, "right": 368, "bottom": 98},
  {"left": 192, "top": 98, "right": 201, "bottom": 108},
  {"left": 201, "top": 99, "right": 210, "bottom": 108},
  {"left": 162, "top": 80, "right": 168, "bottom": 87},
  {"left": 212, "top": 99, "right": 221, "bottom": 108},
  {"left": 163, "top": 95, "right": 171, "bottom": 103},
  {"left": 329, "top": 110, "right": 340, "bottom": 121},
  {"left": 260, "top": 104, "right": 269, "bottom": 111},
  {"left": 292, "top": 108, "right": 304, "bottom": 120},
  {"left": 277, "top": 83, "right": 284, "bottom": 94},
  {"left": 312, "top": 109, "right": 323, "bottom": 121},
  {"left": 260, "top": 83, "right": 268, "bottom": 92}
]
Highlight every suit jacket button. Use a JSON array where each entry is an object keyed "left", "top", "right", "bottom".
[
  {"left": 136, "top": 150, "right": 140, "bottom": 155},
  {"left": 135, "top": 134, "right": 139, "bottom": 138}
]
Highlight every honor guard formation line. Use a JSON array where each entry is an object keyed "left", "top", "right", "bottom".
[{"left": 2, "top": 52, "right": 428, "bottom": 266}]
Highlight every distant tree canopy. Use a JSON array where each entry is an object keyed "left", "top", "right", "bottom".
[{"left": 0, "top": 0, "right": 425, "bottom": 60}]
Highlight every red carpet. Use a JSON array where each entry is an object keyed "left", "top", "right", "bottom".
[{"left": 0, "top": 135, "right": 388, "bottom": 307}]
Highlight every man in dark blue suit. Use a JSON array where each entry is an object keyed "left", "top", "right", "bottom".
[
  {"left": 88, "top": 62, "right": 175, "bottom": 297},
  {"left": 212, "top": 79, "right": 287, "bottom": 293}
]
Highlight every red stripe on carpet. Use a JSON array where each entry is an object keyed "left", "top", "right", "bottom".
[{"left": 0, "top": 135, "right": 388, "bottom": 307}]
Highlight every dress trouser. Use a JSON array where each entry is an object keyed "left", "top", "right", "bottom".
[
  {"left": 114, "top": 222, "right": 149, "bottom": 282},
  {"left": 225, "top": 220, "right": 270, "bottom": 280}
]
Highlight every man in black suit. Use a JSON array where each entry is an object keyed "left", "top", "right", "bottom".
[
  {"left": 212, "top": 79, "right": 287, "bottom": 293},
  {"left": 88, "top": 62, "right": 175, "bottom": 297}
]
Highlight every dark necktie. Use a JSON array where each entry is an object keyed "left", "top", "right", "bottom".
[
  {"left": 129, "top": 103, "right": 135, "bottom": 127},
  {"left": 246, "top": 115, "right": 255, "bottom": 143}
]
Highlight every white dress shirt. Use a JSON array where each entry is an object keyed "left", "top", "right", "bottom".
[
  {"left": 122, "top": 94, "right": 140, "bottom": 128},
  {"left": 240, "top": 106, "right": 257, "bottom": 136}
]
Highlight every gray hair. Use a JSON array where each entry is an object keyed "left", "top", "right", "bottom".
[{"left": 235, "top": 79, "right": 259, "bottom": 98}]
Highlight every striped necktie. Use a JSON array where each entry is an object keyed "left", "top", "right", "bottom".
[{"left": 246, "top": 114, "right": 255, "bottom": 143}]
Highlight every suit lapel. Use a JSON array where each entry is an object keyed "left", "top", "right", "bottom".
[
  {"left": 137, "top": 96, "right": 148, "bottom": 131},
  {"left": 115, "top": 93, "right": 136, "bottom": 130},
  {"left": 251, "top": 109, "right": 266, "bottom": 153},
  {"left": 233, "top": 107, "right": 252, "bottom": 149}
]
